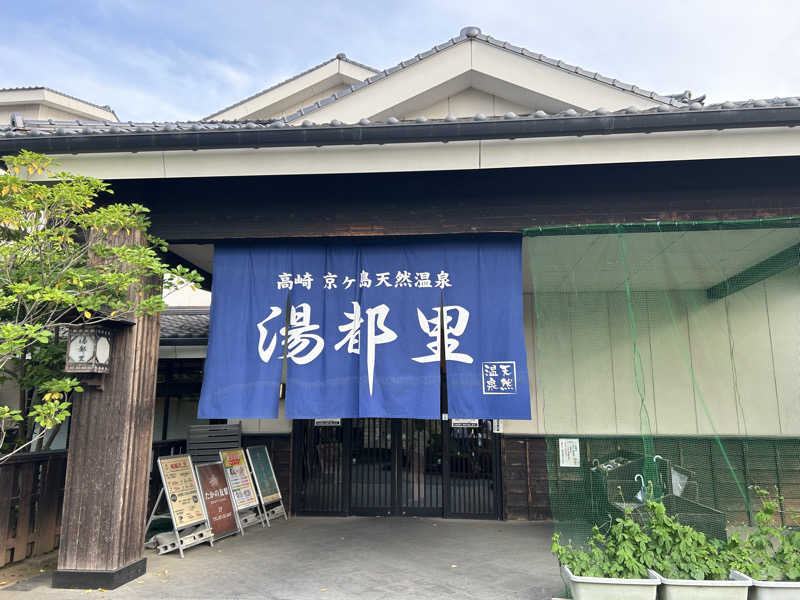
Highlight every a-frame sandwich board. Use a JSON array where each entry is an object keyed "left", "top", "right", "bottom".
[
  {"left": 246, "top": 445, "right": 288, "bottom": 521},
  {"left": 148, "top": 454, "right": 213, "bottom": 557},
  {"left": 220, "top": 448, "right": 266, "bottom": 531}
]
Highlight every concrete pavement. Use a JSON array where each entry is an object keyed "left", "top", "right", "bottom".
[{"left": 4, "top": 516, "right": 564, "bottom": 599}]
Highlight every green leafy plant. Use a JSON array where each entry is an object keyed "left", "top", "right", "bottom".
[
  {"left": 734, "top": 487, "right": 800, "bottom": 581},
  {"left": 552, "top": 509, "right": 651, "bottom": 579},
  {"left": 643, "top": 499, "right": 737, "bottom": 580},
  {"left": 552, "top": 487, "right": 754, "bottom": 581},
  {"left": 0, "top": 150, "right": 203, "bottom": 462}
]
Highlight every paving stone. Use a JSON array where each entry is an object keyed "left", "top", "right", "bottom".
[{"left": 4, "top": 516, "right": 564, "bottom": 599}]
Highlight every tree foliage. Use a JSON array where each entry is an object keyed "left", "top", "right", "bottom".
[{"left": 0, "top": 150, "right": 202, "bottom": 461}]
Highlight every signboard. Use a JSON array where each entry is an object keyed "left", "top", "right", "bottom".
[
  {"left": 492, "top": 419, "right": 504, "bottom": 434},
  {"left": 451, "top": 419, "right": 479, "bottom": 428},
  {"left": 558, "top": 438, "right": 581, "bottom": 468},
  {"left": 199, "top": 238, "right": 531, "bottom": 421},
  {"left": 220, "top": 449, "right": 259, "bottom": 510},
  {"left": 246, "top": 446, "right": 282, "bottom": 504},
  {"left": 157, "top": 455, "right": 206, "bottom": 528},
  {"left": 195, "top": 462, "right": 238, "bottom": 538},
  {"left": 314, "top": 418, "right": 341, "bottom": 427}
]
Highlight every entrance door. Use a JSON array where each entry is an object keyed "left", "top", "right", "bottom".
[
  {"left": 294, "top": 419, "right": 346, "bottom": 514},
  {"left": 447, "top": 419, "right": 499, "bottom": 518},
  {"left": 349, "top": 419, "right": 444, "bottom": 516},
  {"left": 293, "top": 418, "right": 501, "bottom": 518},
  {"left": 396, "top": 419, "right": 443, "bottom": 516},
  {"left": 350, "top": 418, "right": 394, "bottom": 514}
]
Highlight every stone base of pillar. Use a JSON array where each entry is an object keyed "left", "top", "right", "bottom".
[{"left": 52, "top": 557, "right": 147, "bottom": 590}]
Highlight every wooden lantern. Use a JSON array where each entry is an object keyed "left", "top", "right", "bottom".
[{"left": 64, "top": 325, "right": 113, "bottom": 373}]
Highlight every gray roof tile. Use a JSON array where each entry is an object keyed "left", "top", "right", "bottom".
[
  {"left": 160, "top": 309, "right": 209, "bottom": 342},
  {"left": 3, "top": 97, "right": 799, "bottom": 144}
]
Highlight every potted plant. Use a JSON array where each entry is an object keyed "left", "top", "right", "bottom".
[
  {"left": 731, "top": 487, "right": 800, "bottom": 599},
  {"left": 642, "top": 500, "right": 751, "bottom": 599},
  {"left": 551, "top": 490, "right": 754, "bottom": 599},
  {"left": 552, "top": 513, "right": 659, "bottom": 600}
]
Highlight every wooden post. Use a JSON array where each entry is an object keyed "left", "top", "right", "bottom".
[{"left": 53, "top": 230, "right": 161, "bottom": 589}]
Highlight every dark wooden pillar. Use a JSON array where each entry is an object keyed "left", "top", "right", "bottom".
[{"left": 53, "top": 233, "right": 161, "bottom": 589}]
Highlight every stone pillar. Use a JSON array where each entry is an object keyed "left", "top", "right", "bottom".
[{"left": 53, "top": 232, "right": 161, "bottom": 589}]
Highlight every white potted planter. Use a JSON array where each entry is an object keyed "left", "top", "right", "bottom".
[
  {"left": 653, "top": 569, "right": 750, "bottom": 599},
  {"left": 730, "top": 570, "right": 800, "bottom": 600},
  {"left": 560, "top": 564, "right": 659, "bottom": 600}
]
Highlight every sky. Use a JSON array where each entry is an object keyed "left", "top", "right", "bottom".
[{"left": 2, "top": 1, "right": 799, "bottom": 122}]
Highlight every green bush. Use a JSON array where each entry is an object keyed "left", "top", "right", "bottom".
[
  {"left": 551, "top": 515, "right": 651, "bottom": 579},
  {"left": 553, "top": 499, "right": 747, "bottom": 580},
  {"left": 553, "top": 489, "right": 800, "bottom": 581},
  {"left": 734, "top": 487, "right": 800, "bottom": 581}
]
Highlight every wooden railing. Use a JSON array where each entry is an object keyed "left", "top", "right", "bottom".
[
  {"left": 0, "top": 450, "right": 67, "bottom": 567},
  {"left": 0, "top": 439, "right": 188, "bottom": 568}
]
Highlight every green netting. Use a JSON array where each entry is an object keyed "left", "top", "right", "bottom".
[{"left": 523, "top": 218, "right": 800, "bottom": 545}]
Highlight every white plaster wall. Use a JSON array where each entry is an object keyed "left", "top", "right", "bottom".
[
  {"left": 37, "top": 105, "right": 100, "bottom": 122},
  {"left": 1, "top": 104, "right": 41, "bottom": 124},
  {"left": 228, "top": 399, "right": 293, "bottom": 434},
  {"left": 165, "top": 285, "right": 211, "bottom": 307},
  {"left": 505, "top": 267, "right": 800, "bottom": 437},
  {"left": 47, "top": 127, "right": 800, "bottom": 182},
  {"left": 400, "top": 88, "right": 532, "bottom": 120},
  {"left": 2, "top": 103, "right": 116, "bottom": 125},
  {"left": 208, "top": 59, "right": 376, "bottom": 121},
  {"left": 252, "top": 84, "right": 350, "bottom": 121}
]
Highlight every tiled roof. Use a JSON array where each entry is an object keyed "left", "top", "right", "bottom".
[
  {"left": 160, "top": 308, "right": 209, "bottom": 342},
  {"left": 0, "top": 86, "right": 118, "bottom": 119},
  {"left": 2, "top": 116, "right": 278, "bottom": 135},
  {"left": 3, "top": 96, "right": 799, "bottom": 140},
  {"left": 278, "top": 26, "right": 689, "bottom": 124},
  {"left": 204, "top": 53, "right": 379, "bottom": 121}
]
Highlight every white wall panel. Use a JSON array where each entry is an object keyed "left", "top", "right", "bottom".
[
  {"left": 510, "top": 276, "right": 796, "bottom": 437},
  {"left": 645, "top": 292, "right": 697, "bottom": 435},
  {"left": 765, "top": 267, "right": 800, "bottom": 434},
  {"left": 534, "top": 293, "right": 577, "bottom": 434},
  {"left": 571, "top": 293, "right": 616, "bottom": 434},
  {"left": 608, "top": 292, "right": 657, "bottom": 435},
  {"left": 687, "top": 292, "right": 740, "bottom": 435},
  {"left": 727, "top": 284, "right": 781, "bottom": 435}
]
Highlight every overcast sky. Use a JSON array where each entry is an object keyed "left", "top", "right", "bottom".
[{"left": 3, "top": 1, "right": 799, "bottom": 122}]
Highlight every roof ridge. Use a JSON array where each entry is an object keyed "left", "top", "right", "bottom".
[
  {"left": 336, "top": 53, "right": 380, "bottom": 74},
  {"left": 281, "top": 26, "right": 685, "bottom": 124},
  {"left": 0, "top": 86, "right": 118, "bottom": 119},
  {"left": 204, "top": 54, "right": 379, "bottom": 121}
]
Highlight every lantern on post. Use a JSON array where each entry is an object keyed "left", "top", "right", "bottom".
[{"left": 64, "top": 325, "right": 113, "bottom": 373}]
